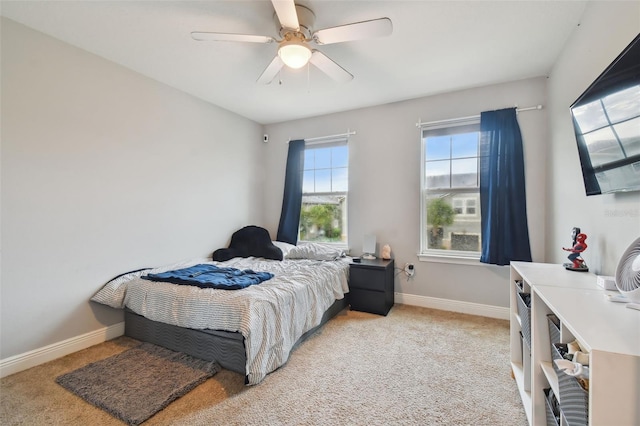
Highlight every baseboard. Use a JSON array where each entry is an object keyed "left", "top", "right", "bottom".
[
  {"left": 0, "top": 322, "right": 125, "bottom": 378},
  {"left": 0, "top": 297, "right": 506, "bottom": 378},
  {"left": 395, "top": 292, "right": 509, "bottom": 320}
]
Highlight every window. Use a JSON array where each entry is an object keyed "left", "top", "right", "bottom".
[
  {"left": 299, "top": 141, "right": 348, "bottom": 245},
  {"left": 420, "top": 120, "right": 481, "bottom": 257},
  {"left": 453, "top": 197, "right": 477, "bottom": 215}
]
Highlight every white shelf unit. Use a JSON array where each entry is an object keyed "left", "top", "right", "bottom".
[{"left": 510, "top": 262, "right": 640, "bottom": 426}]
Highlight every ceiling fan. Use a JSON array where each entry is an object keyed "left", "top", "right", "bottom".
[{"left": 191, "top": 0, "right": 393, "bottom": 84}]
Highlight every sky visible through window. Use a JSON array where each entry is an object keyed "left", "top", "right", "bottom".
[
  {"left": 303, "top": 145, "right": 348, "bottom": 193},
  {"left": 424, "top": 132, "right": 479, "bottom": 188}
]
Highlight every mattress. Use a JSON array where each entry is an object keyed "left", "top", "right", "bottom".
[
  {"left": 124, "top": 295, "right": 349, "bottom": 378},
  {"left": 92, "top": 256, "right": 350, "bottom": 384}
]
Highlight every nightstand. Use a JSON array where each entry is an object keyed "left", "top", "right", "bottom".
[{"left": 349, "top": 259, "right": 394, "bottom": 315}]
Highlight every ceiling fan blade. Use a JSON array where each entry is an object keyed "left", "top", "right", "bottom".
[
  {"left": 313, "top": 18, "right": 393, "bottom": 45},
  {"left": 310, "top": 50, "right": 353, "bottom": 83},
  {"left": 271, "top": 0, "right": 299, "bottom": 31},
  {"left": 191, "top": 32, "right": 275, "bottom": 43},
  {"left": 257, "top": 55, "right": 285, "bottom": 84}
]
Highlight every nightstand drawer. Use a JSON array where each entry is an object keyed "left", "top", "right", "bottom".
[
  {"left": 349, "top": 288, "right": 391, "bottom": 316},
  {"left": 350, "top": 267, "right": 386, "bottom": 291}
]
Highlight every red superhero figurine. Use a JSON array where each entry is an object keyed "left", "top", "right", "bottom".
[{"left": 563, "top": 227, "right": 589, "bottom": 272}]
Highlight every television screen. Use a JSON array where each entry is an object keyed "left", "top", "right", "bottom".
[{"left": 570, "top": 33, "right": 640, "bottom": 196}]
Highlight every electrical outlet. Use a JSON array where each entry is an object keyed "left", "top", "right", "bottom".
[{"left": 404, "top": 263, "right": 415, "bottom": 278}]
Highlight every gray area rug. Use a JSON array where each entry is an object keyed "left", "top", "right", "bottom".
[{"left": 55, "top": 342, "right": 219, "bottom": 425}]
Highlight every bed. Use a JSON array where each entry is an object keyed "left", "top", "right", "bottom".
[{"left": 91, "top": 248, "right": 350, "bottom": 385}]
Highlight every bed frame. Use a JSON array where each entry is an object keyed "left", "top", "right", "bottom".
[{"left": 124, "top": 296, "right": 348, "bottom": 380}]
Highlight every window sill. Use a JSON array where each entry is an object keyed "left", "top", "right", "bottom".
[{"left": 418, "top": 252, "right": 483, "bottom": 266}]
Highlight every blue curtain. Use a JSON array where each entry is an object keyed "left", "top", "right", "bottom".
[
  {"left": 479, "top": 108, "right": 532, "bottom": 265},
  {"left": 276, "top": 139, "right": 305, "bottom": 244}
]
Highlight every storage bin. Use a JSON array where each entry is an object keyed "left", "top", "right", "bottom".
[
  {"left": 544, "top": 388, "right": 560, "bottom": 426},
  {"left": 547, "top": 314, "right": 561, "bottom": 349},
  {"left": 515, "top": 279, "right": 524, "bottom": 292},
  {"left": 552, "top": 343, "right": 589, "bottom": 426},
  {"left": 519, "top": 331, "right": 524, "bottom": 365},
  {"left": 516, "top": 291, "right": 531, "bottom": 349}
]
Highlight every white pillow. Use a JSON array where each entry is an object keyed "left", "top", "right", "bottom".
[
  {"left": 272, "top": 241, "right": 296, "bottom": 257},
  {"left": 286, "top": 243, "right": 344, "bottom": 261}
]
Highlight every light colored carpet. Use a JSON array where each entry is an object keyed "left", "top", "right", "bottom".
[{"left": 0, "top": 304, "right": 527, "bottom": 425}]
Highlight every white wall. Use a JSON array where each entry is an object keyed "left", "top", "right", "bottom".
[
  {"left": 264, "top": 78, "right": 548, "bottom": 308},
  {"left": 547, "top": 1, "right": 640, "bottom": 275},
  {"left": 0, "top": 18, "right": 265, "bottom": 359}
]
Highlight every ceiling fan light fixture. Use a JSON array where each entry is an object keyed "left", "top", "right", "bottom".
[{"left": 278, "top": 41, "right": 312, "bottom": 69}]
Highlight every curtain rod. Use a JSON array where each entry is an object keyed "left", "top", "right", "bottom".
[
  {"left": 416, "top": 105, "right": 543, "bottom": 128},
  {"left": 287, "top": 130, "right": 356, "bottom": 145}
]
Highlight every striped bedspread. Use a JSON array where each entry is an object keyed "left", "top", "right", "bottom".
[{"left": 91, "top": 257, "right": 350, "bottom": 384}]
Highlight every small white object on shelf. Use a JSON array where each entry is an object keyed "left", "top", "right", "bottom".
[
  {"left": 626, "top": 302, "right": 640, "bottom": 311},
  {"left": 607, "top": 293, "right": 631, "bottom": 303},
  {"left": 596, "top": 275, "right": 617, "bottom": 290},
  {"left": 381, "top": 244, "right": 391, "bottom": 260},
  {"left": 362, "top": 234, "right": 376, "bottom": 260},
  {"left": 554, "top": 359, "right": 590, "bottom": 379}
]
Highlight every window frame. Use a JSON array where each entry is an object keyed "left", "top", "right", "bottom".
[
  {"left": 419, "top": 118, "right": 482, "bottom": 262},
  {"left": 298, "top": 139, "right": 349, "bottom": 248}
]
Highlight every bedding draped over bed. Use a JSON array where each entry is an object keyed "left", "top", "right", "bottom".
[
  {"left": 143, "top": 264, "right": 274, "bottom": 289},
  {"left": 92, "top": 257, "right": 349, "bottom": 385}
]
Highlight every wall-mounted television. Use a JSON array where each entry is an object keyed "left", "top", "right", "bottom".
[{"left": 570, "top": 33, "right": 640, "bottom": 196}]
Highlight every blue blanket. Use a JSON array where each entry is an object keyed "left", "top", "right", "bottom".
[{"left": 142, "top": 264, "right": 273, "bottom": 290}]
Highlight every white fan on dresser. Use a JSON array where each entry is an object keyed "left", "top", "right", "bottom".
[{"left": 616, "top": 236, "right": 640, "bottom": 309}]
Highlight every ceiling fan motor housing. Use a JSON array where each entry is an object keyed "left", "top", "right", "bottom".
[{"left": 276, "top": 4, "right": 315, "bottom": 39}]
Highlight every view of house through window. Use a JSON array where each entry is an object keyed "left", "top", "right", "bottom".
[
  {"left": 421, "top": 121, "right": 482, "bottom": 255},
  {"left": 299, "top": 142, "right": 348, "bottom": 244}
]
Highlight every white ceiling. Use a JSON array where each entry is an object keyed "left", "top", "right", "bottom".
[{"left": 1, "top": 0, "right": 587, "bottom": 124}]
